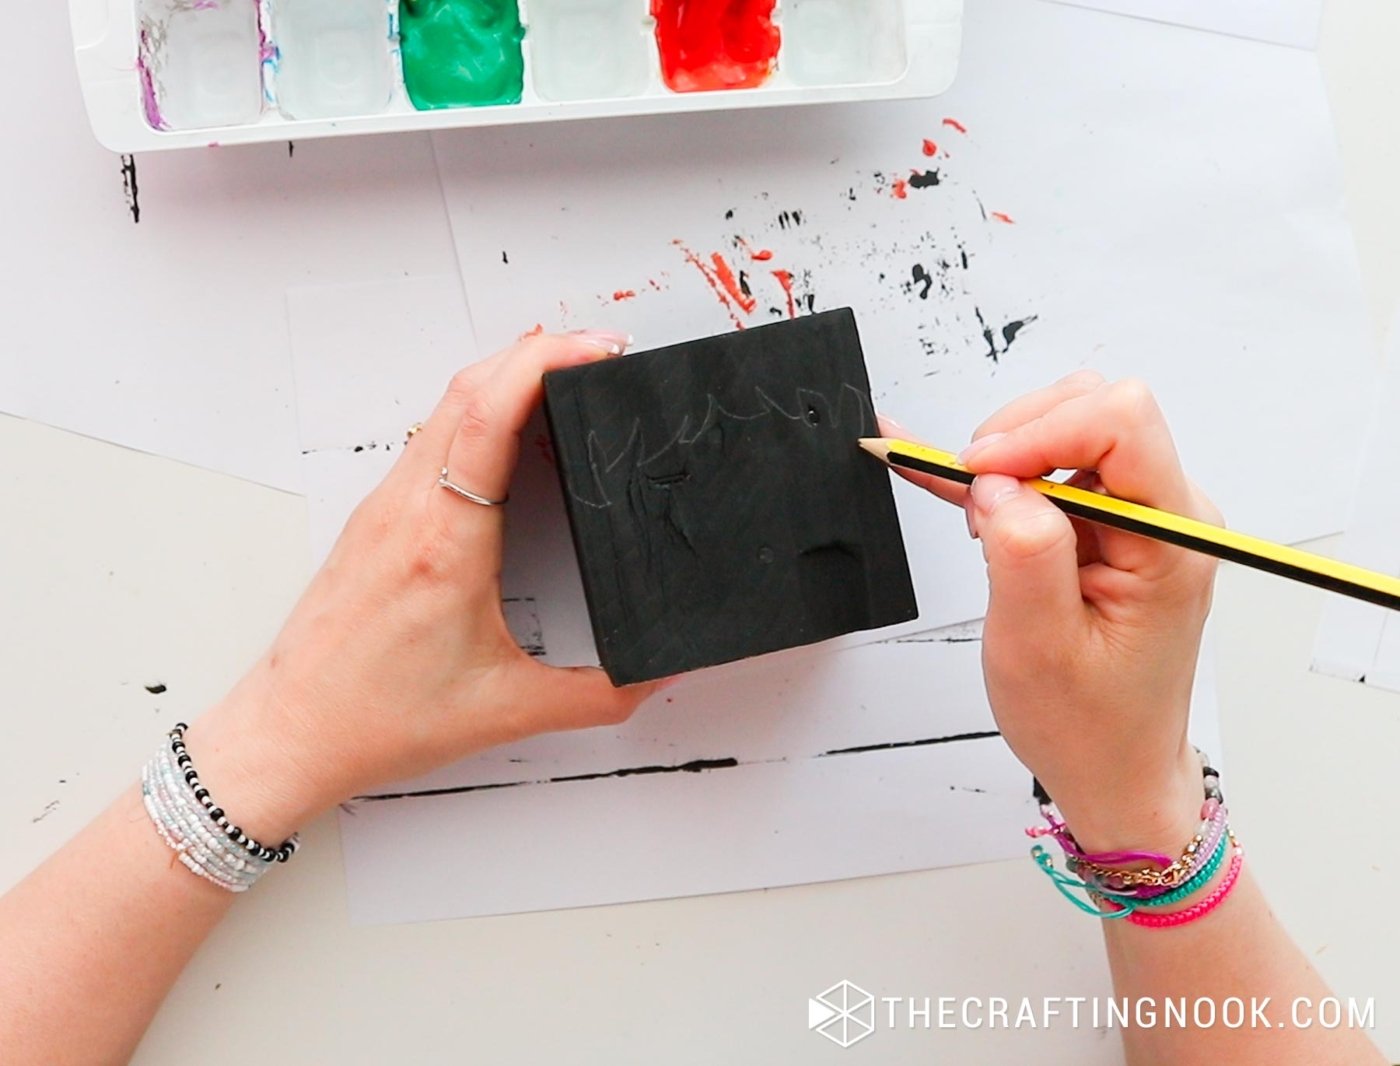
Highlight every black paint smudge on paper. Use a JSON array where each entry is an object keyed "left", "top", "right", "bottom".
[{"left": 119, "top": 154, "right": 140, "bottom": 224}]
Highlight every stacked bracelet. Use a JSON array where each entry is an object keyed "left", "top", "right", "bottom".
[
  {"left": 140, "top": 723, "right": 299, "bottom": 893},
  {"left": 1027, "top": 750, "right": 1243, "bottom": 929}
]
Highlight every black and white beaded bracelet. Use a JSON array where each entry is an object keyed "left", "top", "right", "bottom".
[{"left": 167, "top": 722, "right": 300, "bottom": 865}]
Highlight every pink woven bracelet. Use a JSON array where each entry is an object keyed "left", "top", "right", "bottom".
[{"left": 1120, "top": 847, "right": 1244, "bottom": 929}]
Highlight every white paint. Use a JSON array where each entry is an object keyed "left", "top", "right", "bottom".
[
  {"left": 783, "top": 0, "right": 909, "bottom": 86},
  {"left": 527, "top": 0, "right": 650, "bottom": 102},
  {"left": 139, "top": 0, "right": 264, "bottom": 130}
]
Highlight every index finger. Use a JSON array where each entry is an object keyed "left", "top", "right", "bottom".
[{"left": 960, "top": 378, "right": 1197, "bottom": 518}]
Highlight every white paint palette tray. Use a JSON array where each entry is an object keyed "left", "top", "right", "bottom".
[{"left": 69, "top": 0, "right": 963, "bottom": 152}]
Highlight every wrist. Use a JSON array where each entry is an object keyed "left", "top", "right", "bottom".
[
  {"left": 180, "top": 669, "right": 336, "bottom": 843},
  {"left": 1047, "top": 743, "right": 1205, "bottom": 855}
]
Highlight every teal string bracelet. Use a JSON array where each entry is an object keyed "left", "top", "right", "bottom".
[
  {"left": 1031, "top": 845, "right": 1136, "bottom": 919},
  {"left": 1121, "top": 829, "right": 1231, "bottom": 909}
]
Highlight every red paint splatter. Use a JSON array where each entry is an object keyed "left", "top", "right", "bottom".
[
  {"left": 518, "top": 323, "right": 544, "bottom": 340},
  {"left": 710, "top": 252, "right": 757, "bottom": 314},
  {"left": 648, "top": 278, "right": 664, "bottom": 291},
  {"left": 942, "top": 117, "right": 967, "bottom": 134},
  {"left": 990, "top": 211, "right": 1015, "bottom": 224},
  {"left": 772, "top": 269, "right": 796, "bottom": 319},
  {"left": 651, "top": 0, "right": 781, "bottom": 92},
  {"left": 891, "top": 178, "right": 908, "bottom": 200},
  {"left": 736, "top": 237, "right": 774, "bottom": 261},
  {"left": 921, "top": 138, "right": 938, "bottom": 156},
  {"left": 673, "top": 240, "right": 746, "bottom": 329},
  {"left": 612, "top": 289, "right": 637, "bottom": 301}
]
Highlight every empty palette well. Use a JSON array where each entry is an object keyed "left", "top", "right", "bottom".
[
  {"left": 271, "top": 0, "right": 395, "bottom": 120},
  {"left": 138, "top": 0, "right": 265, "bottom": 130},
  {"left": 783, "top": 0, "right": 908, "bottom": 85},
  {"left": 527, "top": 0, "right": 650, "bottom": 102}
]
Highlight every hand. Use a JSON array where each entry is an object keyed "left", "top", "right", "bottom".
[
  {"left": 185, "top": 332, "right": 661, "bottom": 839},
  {"left": 886, "top": 371, "right": 1220, "bottom": 851}
]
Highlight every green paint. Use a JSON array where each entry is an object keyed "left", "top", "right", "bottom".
[{"left": 399, "top": 0, "right": 525, "bottom": 110}]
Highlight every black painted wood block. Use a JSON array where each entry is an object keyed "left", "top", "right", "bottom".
[{"left": 543, "top": 308, "right": 918, "bottom": 685}]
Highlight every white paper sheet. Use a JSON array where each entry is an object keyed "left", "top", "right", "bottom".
[
  {"left": 340, "top": 633, "right": 1222, "bottom": 924},
  {"left": 0, "top": 4, "right": 457, "bottom": 493},
  {"left": 1312, "top": 309, "right": 1400, "bottom": 692},
  {"left": 1046, "top": 0, "right": 1322, "bottom": 49},
  {"left": 433, "top": 0, "right": 1374, "bottom": 637}
]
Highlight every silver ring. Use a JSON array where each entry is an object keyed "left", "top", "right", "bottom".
[{"left": 437, "top": 467, "right": 508, "bottom": 507}]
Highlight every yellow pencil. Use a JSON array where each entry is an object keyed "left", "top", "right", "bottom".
[{"left": 859, "top": 437, "right": 1400, "bottom": 612}]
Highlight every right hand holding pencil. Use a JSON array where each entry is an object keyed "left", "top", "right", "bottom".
[{"left": 882, "top": 371, "right": 1222, "bottom": 854}]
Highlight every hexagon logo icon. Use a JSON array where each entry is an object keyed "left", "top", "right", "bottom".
[{"left": 808, "top": 980, "right": 876, "bottom": 1048}]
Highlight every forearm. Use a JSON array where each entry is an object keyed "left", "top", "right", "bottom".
[
  {"left": 0, "top": 689, "right": 322, "bottom": 1065},
  {"left": 1104, "top": 871, "right": 1382, "bottom": 1064},
  {"left": 0, "top": 785, "right": 235, "bottom": 1065}
]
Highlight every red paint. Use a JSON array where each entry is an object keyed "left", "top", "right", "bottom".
[
  {"left": 891, "top": 178, "right": 908, "bottom": 200},
  {"left": 736, "top": 237, "right": 773, "bottom": 261},
  {"left": 942, "top": 117, "right": 967, "bottom": 133},
  {"left": 612, "top": 289, "right": 637, "bottom": 301},
  {"left": 771, "top": 269, "right": 796, "bottom": 319},
  {"left": 710, "top": 252, "right": 757, "bottom": 314},
  {"left": 921, "top": 138, "right": 938, "bottom": 156},
  {"left": 990, "top": 211, "right": 1015, "bottom": 224},
  {"left": 674, "top": 240, "right": 747, "bottom": 329},
  {"left": 519, "top": 323, "right": 544, "bottom": 339},
  {"left": 651, "top": 0, "right": 781, "bottom": 93}
]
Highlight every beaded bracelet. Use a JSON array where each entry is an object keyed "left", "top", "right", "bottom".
[
  {"left": 140, "top": 723, "right": 299, "bottom": 893},
  {"left": 1028, "top": 751, "right": 1241, "bottom": 927},
  {"left": 1100, "top": 845, "right": 1245, "bottom": 928}
]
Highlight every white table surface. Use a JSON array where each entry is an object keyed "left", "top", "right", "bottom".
[{"left": 4, "top": 2, "right": 1400, "bottom": 1061}]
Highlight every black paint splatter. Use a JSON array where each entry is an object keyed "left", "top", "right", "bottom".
[
  {"left": 909, "top": 169, "right": 941, "bottom": 189},
  {"left": 738, "top": 270, "right": 752, "bottom": 299},
  {"left": 910, "top": 264, "right": 933, "bottom": 300},
  {"left": 973, "top": 308, "right": 1039, "bottom": 362},
  {"left": 360, "top": 757, "right": 741, "bottom": 801},
  {"left": 119, "top": 154, "right": 140, "bottom": 224},
  {"left": 501, "top": 250, "right": 509, "bottom": 265},
  {"left": 777, "top": 209, "right": 803, "bottom": 229},
  {"left": 818, "top": 731, "right": 1000, "bottom": 757},
  {"left": 145, "top": 683, "right": 167, "bottom": 695},
  {"left": 1002, "top": 315, "right": 1039, "bottom": 348},
  {"left": 287, "top": 141, "right": 295, "bottom": 158},
  {"left": 974, "top": 306, "right": 999, "bottom": 362},
  {"left": 959, "top": 248, "right": 969, "bottom": 270},
  {"left": 358, "top": 730, "right": 1001, "bottom": 802},
  {"left": 32, "top": 800, "right": 60, "bottom": 823},
  {"left": 724, "top": 208, "right": 735, "bottom": 220}
]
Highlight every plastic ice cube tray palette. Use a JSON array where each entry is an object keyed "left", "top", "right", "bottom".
[{"left": 69, "top": 0, "right": 963, "bottom": 152}]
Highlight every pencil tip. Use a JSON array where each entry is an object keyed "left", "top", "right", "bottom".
[{"left": 856, "top": 437, "right": 889, "bottom": 458}]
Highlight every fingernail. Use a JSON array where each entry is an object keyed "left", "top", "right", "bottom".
[
  {"left": 971, "top": 473, "right": 1021, "bottom": 514},
  {"left": 957, "top": 431, "right": 1007, "bottom": 465},
  {"left": 573, "top": 330, "right": 632, "bottom": 356},
  {"left": 877, "top": 412, "right": 909, "bottom": 433}
]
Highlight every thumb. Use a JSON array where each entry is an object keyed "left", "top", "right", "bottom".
[{"left": 970, "top": 474, "right": 1085, "bottom": 625}]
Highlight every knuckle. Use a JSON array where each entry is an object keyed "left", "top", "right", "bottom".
[
  {"left": 455, "top": 390, "right": 499, "bottom": 444},
  {"left": 445, "top": 367, "right": 481, "bottom": 404},
  {"left": 1059, "top": 367, "right": 1106, "bottom": 391},
  {"left": 1107, "top": 377, "right": 1159, "bottom": 423},
  {"left": 988, "top": 508, "right": 1073, "bottom": 563}
]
